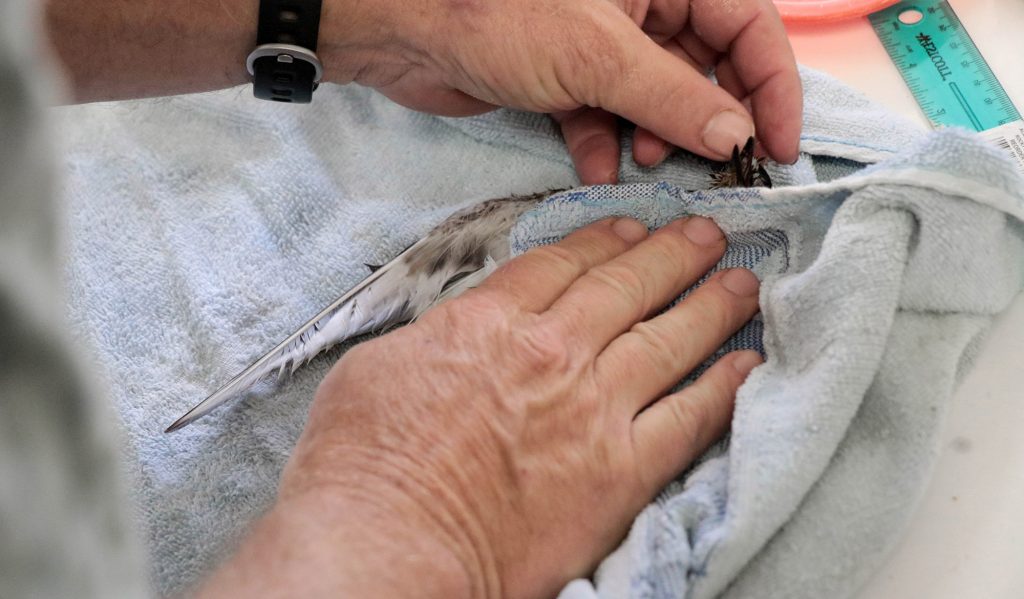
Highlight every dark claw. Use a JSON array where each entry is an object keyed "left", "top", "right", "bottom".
[
  {"left": 710, "top": 136, "right": 771, "bottom": 189},
  {"left": 756, "top": 164, "right": 773, "bottom": 189},
  {"left": 730, "top": 143, "right": 743, "bottom": 184},
  {"left": 742, "top": 136, "right": 755, "bottom": 158}
]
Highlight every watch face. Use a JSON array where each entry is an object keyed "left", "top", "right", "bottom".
[{"left": 253, "top": 56, "right": 318, "bottom": 103}]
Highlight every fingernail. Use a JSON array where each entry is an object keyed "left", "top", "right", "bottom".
[
  {"left": 732, "top": 351, "right": 764, "bottom": 375},
  {"left": 702, "top": 110, "right": 755, "bottom": 159},
  {"left": 680, "top": 216, "right": 723, "bottom": 247},
  {"left": 612, "top": 218, "right": 648, "bottom": 243},
  {"left": 721, "top": 268, "right": 760, "bottom": 296}
]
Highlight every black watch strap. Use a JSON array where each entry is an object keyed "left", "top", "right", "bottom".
[{"left": 249, "top": 0, "right": 324, "bottom": 103}]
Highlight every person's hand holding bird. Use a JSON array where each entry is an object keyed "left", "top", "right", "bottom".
[{"left": 317, "top": 0, "right": 802, "bottom": 183}]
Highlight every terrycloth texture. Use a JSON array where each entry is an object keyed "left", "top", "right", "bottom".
[
  {"left": 56, "top": 66, "right": 1024, "bottom": 599},
  {"left": 530, "top": 134, "right": 1024, "bottom": 599}
]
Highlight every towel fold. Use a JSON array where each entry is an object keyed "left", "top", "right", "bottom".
[{"left": 522, "top": 129, "right": 1024, "bottom": 599}]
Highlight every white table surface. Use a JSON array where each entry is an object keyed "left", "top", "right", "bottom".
[{"left": 784, "top": 3, "right": 1024, "bottom": 597}]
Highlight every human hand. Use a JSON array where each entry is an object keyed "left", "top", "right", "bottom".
[
  {"left": 255, "top": 216, "right": 762, "bottom": 599},
  {"left": 320, "top": 0, "right": 801, "bottom": 185}
]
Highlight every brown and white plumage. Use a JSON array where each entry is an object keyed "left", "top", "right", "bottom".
[
  {"left": 165, "top": 193, "right": 547, "bottom": 432},
  {"left": 166, "top": 139, "right": 771, "bottom": 433}
]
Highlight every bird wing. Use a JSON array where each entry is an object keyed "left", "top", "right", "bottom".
[
  {"left": 165, "top": 193, "right": 547, "bottom": 433},
  {"left": 164, "top": 239, "right": 429, "bottom": 433}
]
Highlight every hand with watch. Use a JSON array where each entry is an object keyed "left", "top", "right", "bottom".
[{"left": 49, "top": 0, "right": 801, "bottom": 183}]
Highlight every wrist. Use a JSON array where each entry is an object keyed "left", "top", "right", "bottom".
[
  {"left": 315, "top": 0, "right": 400, "bottom": 86},
  {"left": 201, "top": 459, "right": 504, "bottom": 599},
  {"left": 276, "top": 486, "right": 480, "bottom": 598}
]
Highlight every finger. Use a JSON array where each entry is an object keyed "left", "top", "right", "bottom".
[
  {"left": 688, "top": 0, "right": 802, "bottom": 163},
  {"left": 675, "top": 27, "right": 720, "bottom": 72},
  {"left": 639, "top": 0, "right": 690, "bottom": 43},
  {"left": 475, "top": 217, "right": 649, "bottom": 313},
  {"left": 546, "top": 216, "right": 726, "bottom": 352},
  {"left": 662, "top": 36, "right": 713, "bottom": 73},
  {"left": 590, "top": 24, "right": 755, "bottom": 162},
  {"left": 713, "top": 63, "right": 768, "bottom": 155},
  {"left": 632, "top": 126, "right": 672, "bottom": 168},
  {"left": 596, "top": 268, "right": 760, "bottom": 411},
  {"left": 629, "top": 38, "right": 711, "bottom": 167},
  {"left": 553, "top": 108, "right": 622, "bottom": 185},
  {"left": 631, "top": 350, "right": 763, "bottom": 493},
  {"left": 710, "top": 57, "right": 747, "bottom": 102}
]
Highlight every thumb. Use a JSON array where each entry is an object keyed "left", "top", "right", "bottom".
[{"left": 590, "top": 29, "right": 754, "bottom": 161}]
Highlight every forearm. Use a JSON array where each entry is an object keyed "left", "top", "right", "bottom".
[
  {"left": 44, "top": 0, "right": 258, "bottom": 102},
  {"left": 43, "top": 0, "right": 373, "bottom": 103}
]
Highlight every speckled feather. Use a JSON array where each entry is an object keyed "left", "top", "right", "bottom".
[{"left": 166, "top": 139, "right": 771, "bottom": 432}]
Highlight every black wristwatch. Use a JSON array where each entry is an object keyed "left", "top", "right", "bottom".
[{"left": 245, "top": 0, "right": 324, "bottom": 103}]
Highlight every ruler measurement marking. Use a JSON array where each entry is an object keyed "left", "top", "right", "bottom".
[
  {"left": 870, "top": 0, "right": 1024, "bottom": 176},
  {"left": 870, "top": 0, "right": 1022, "bottom": 131}
]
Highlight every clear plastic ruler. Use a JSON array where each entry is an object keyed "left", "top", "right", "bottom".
[{"left": 869, "top": 0, "right": 1024, "bottom": 174}]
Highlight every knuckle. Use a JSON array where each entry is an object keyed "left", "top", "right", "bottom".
[
  {"left": 667, "top": 393, "right": 709, "bottom": 453},
  {"left": 416, "top": 290, "right": 510, "bottom": 337},
  {"left": 446, "top": 291, "right": 509, "bottom": 323},
  {"left": 703, "top": 293, "right": 735, "bottom": 331},
  {"left": 573, "top": 27, "right": 630, "bottom": 75},
  {"left": 553, "top": 11, "right": 635, "bottom": 103},
  {"left": 650, "top": 232, "right": 697, "bottom": 272},
  {"left": 686, "top": 282, "right": 739, "bottom": 329},
  {"left": 629, "top": 320, "right": 687, "bottom": 371},
  {"left": 530, "top": 243, "right": 583, "bottom": 275},
  {"left": 588, "top": 262, "right": 649, "bottom": 312},
  {"left": 490, "top": 256, "right": 529, "bottom": 287},
  {"left": 634, "top": 231, "right": 712, "bottom": 289},
  {"left": 510, "top": 320, "right": 576, "bottom": 375}
]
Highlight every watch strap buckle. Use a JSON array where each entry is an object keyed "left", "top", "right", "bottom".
[{"left": 246, "top": 43, "right": 323, "bottom": 83}]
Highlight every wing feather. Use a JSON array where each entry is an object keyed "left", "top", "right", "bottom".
[
  {"left": 165, "top": 193, "right": 547, "bottom": 433},
  {"left": 164, "top": 239, "right": 427, "bottom": 433}
]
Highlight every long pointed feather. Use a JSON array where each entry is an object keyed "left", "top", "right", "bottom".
[
  {"left": 164, "top": 239, "right": 427, "bottom": 433},
  {"left": 166, "top": 194, "right": 547, "bottom": 433}
]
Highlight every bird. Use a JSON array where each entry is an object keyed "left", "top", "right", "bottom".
[{"left": 165, "top": 138, "right": 772, "bottom": 433}]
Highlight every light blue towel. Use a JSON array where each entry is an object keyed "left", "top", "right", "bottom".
[
  {"left": 56, "top": 67, "right": 1024, "bottom": 598},
  {"left": 523, "top": 130, "right": 1024, "bottom": 599}
]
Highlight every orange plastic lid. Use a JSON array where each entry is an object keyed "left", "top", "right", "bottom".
[{"left": 774, "top": 0, "right": 900, "bottom": 23}]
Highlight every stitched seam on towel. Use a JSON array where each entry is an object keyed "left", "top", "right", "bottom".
[
  {"left": 800, "top": 134, "right": 902, "bottom": 154},
  {"left": 528, "top": 175, "right": 1015, "bottom": 231},
  {"left": 858, "top": 169, "right": 1024, "bottom": 220},
  {"left": 898, "top": 306, "right": 1014, "bottom": 318},
  {"left": 736, "top": 169, "right": 1024, "bottom": 218},
  {"left": 523, "top": 140, "right": 1022, "bottom": 222}
]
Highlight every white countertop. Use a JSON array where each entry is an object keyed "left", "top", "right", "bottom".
[{"left": 785, "top": 3, "right": 1024, "bottom": 597}]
